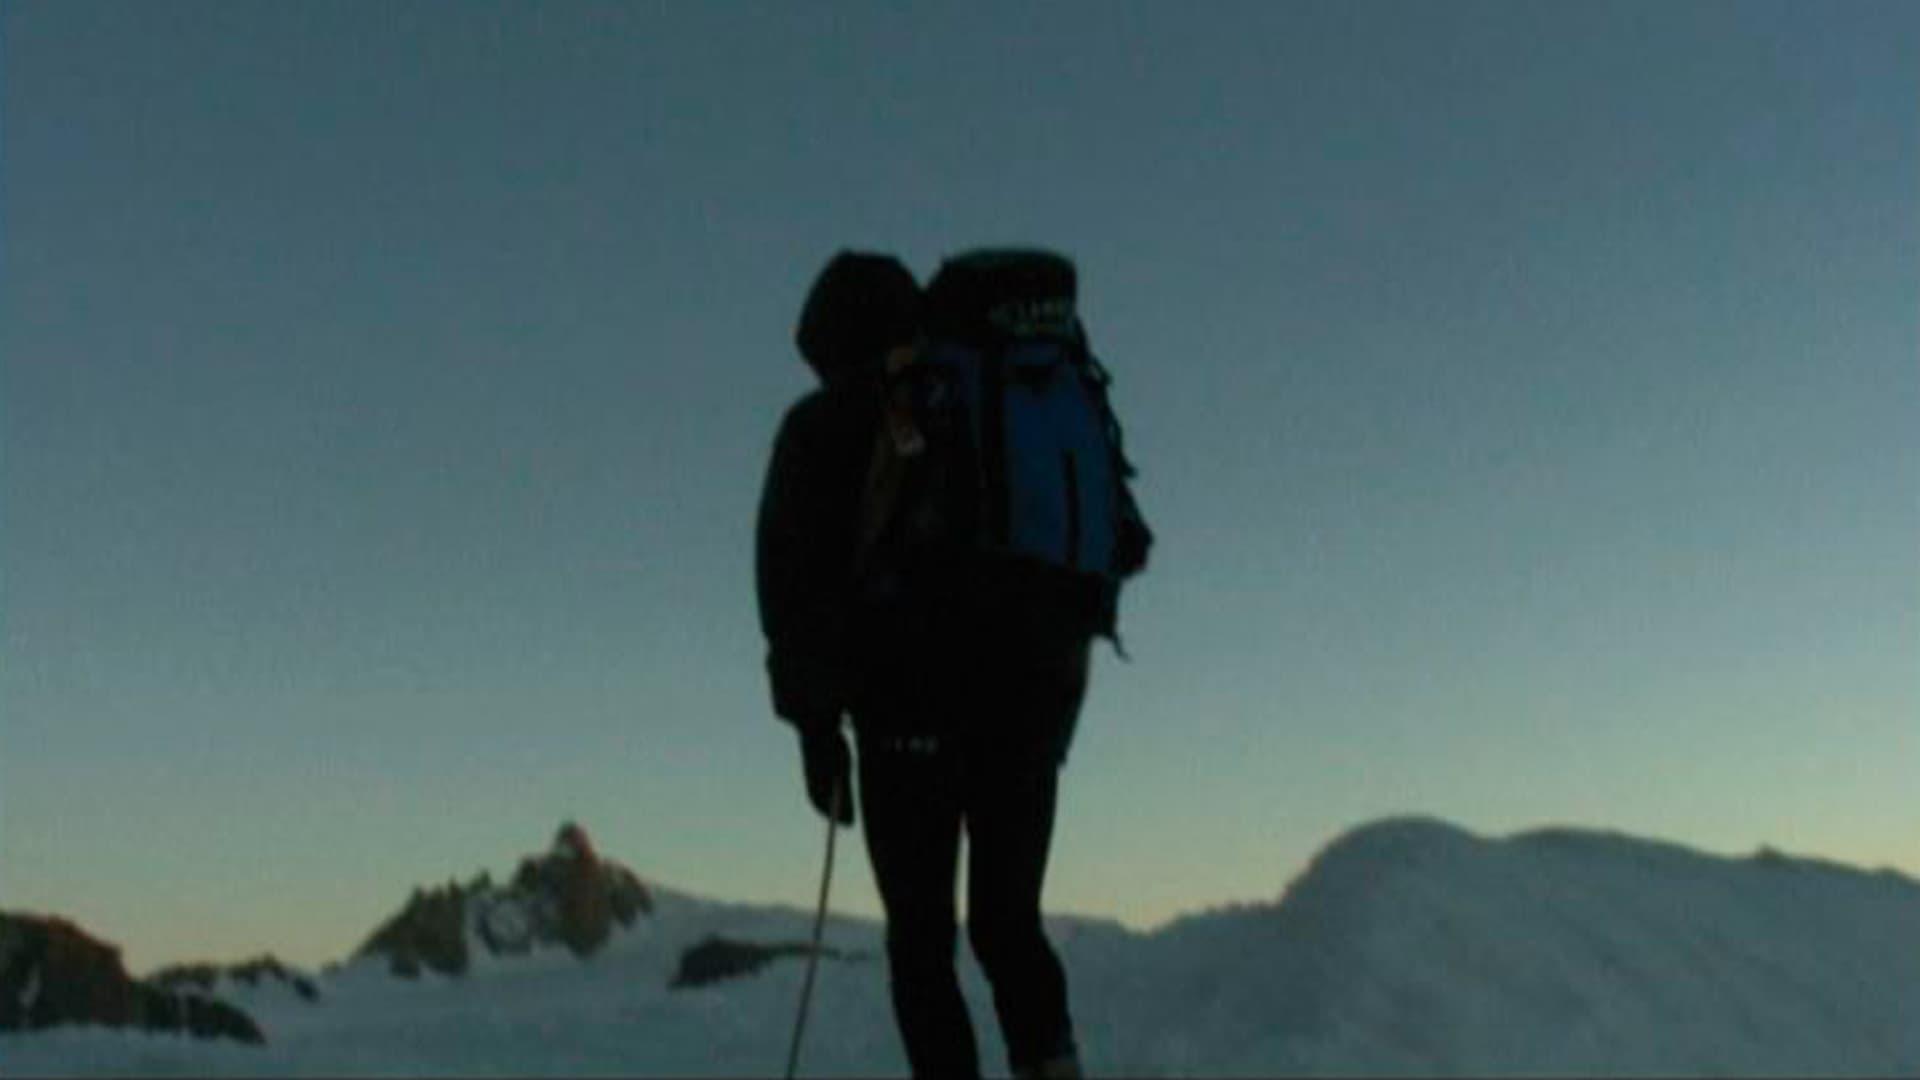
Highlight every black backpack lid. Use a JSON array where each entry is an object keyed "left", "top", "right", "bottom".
[{"left": 926, "top": 248, "right": 1078, "bottom": 343}]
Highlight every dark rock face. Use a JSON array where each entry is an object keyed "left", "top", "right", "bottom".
[
  {"left": 151, "top": 954, "right": 321, "bottom": 1002},
  {"left": 504, "top": 822, "right": 653, "bottom": 957},
  {"left": 670, "top": 935, "right": 849, "bottom": 990},
  {"left": 0, "top": 913, "right": 264, "bottom": 1044},
  {"left": 358, "top": 881, "right": 474, "bottom": 978},
  {"left": 357, "top": 822, "right": 655, "bottom": 978}
]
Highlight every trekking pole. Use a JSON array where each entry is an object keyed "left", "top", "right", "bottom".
[{"left": 783, "top": 775, "right": 844, "bottom": 1080}]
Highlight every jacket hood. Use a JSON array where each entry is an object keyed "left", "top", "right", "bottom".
[{"left": 794, "top": 251, "right": 921, "bottom": 387}]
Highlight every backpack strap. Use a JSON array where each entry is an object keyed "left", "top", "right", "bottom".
[
  {"left": 1072, "top": 324, "right": 1153, "bottom": 586},
  {"left": 1071, "top": 324, "right": 1139, "bottom": 482},
  {"left": 978, "top": 344, "right": 1012, "bottom": 549},
  {"left": 852, "top": 345, "right": 926, "bottom": 581}
]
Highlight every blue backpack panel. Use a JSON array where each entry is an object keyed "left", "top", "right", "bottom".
[
  {"left": 914, "top": 336, "right": 1124, "bottom": 577},
  {"left": 860, "top": 249, "right": 1148, "bottom": 589}
]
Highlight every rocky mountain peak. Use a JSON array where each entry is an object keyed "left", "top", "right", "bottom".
[
  {"left": 356, "top": 822, "right": 653, "bottom": 979},
  {"left": 552, "top": 820, "right": 596, "bottom": 862},
  {"left": 0, "top": 912, "right": 263, "bottom": 1044}
]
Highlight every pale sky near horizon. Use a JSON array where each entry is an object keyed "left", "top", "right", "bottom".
[{"left": 3, "top": 2, "right": 1916, "bottom": 974}]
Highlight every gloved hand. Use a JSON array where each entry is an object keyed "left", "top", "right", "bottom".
[{"left": 797, "top": 726, "right": 855, "bottom": 826}]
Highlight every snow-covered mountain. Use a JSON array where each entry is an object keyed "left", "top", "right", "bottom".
[{"left": 5, "top": 816, "right": 1917, "bottom": 1077}]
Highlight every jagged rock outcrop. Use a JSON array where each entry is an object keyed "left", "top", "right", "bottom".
[
  {"left": 151, "top": 954, "right": 321, "bottom": 1003},
  {"left": 0, "top": 912, "right": 264, "bottom": 1044},
  {"left": 360, "top": 878, "right": 474, "bottom": 978},
  {"left": 357, "top": 821, "right": 653, "bottom": 978},
  {"left": 669, "top": 934, "right": 851, "bottom": 990}
]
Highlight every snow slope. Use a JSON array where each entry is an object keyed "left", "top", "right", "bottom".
[{"left": 6, "top": 817, "right": 1917, "bottom": 1077}]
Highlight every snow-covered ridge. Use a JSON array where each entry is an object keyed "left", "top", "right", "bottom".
[
  {"left": 5, "top": 816, "right": 1917, "bottom": 1077},
  {"left": 1126, "top": 816, "right": 1920, "bottom": 1075},
  {"left": 151, "top": 955, "right": 320, "bottom": 1006}
]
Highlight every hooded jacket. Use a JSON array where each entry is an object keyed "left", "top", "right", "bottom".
[
  {"left": 754, "top": 253, "right": 910, "bottom": 734},
  {"left": 754, "top": 379, "right": 881, "bottom": 733},
  {"left": 755, "top": 253, "right": 1109, "bottom": 742}
]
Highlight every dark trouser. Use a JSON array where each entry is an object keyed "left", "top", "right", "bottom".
[
  {"left": 852, "top": 638, "right": 1089, "bottom": 1079},
  {"left": 858, "top": 737, "right": 1076, "bottom": 1078}
]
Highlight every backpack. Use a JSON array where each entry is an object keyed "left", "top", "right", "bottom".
[{"left": 855, "top": 249, "right": 1152, "bottom": 637}]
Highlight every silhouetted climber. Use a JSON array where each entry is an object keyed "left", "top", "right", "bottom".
[{"left": 757, "top": 248, "right": 1150, "bottom": 1080}]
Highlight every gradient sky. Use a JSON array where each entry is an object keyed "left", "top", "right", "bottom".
[{"left": 4, "top": 2, "right": 1916, "bottom": 974}]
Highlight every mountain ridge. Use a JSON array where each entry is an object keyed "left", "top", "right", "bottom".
[{"left": 7, "top": 814, "right": 1917, "bottom": 1076}]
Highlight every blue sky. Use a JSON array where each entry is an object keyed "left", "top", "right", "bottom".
[{"left": 3, "top": 2, "right": 1915, "bottom": 972}]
